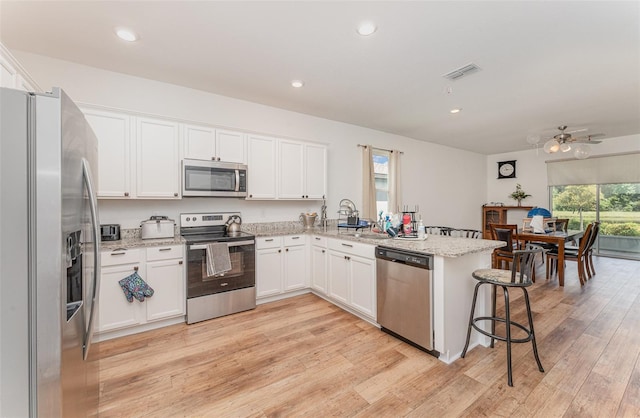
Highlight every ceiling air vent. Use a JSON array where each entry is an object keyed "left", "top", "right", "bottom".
[{"left": 443, "top": 63, "right": 481, "bottom": 81}]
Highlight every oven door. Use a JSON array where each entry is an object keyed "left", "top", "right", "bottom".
[
  {"left": 182, "top": 159, "right": 247, "bottom": 197},
  {"left": 186, "top": 240, "right": 255, "bottom": 298}
]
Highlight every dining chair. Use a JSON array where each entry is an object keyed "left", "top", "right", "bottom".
[
  {"left": 461, "top": 244, "right": 545, "bottom": 387},
  {"left": 546, "top": 222, "right": 593, "bottom": 285},
  {"left": 584, "top": 221, "right": 600, "bottom": 279},
  {"left": 449, "top": 228, "right": 482, "bottom": 239},
  {"left": 489, "top": 224, "right": 519, "bottom": 270},
  {"left": 424, "top": 226, "right": 453, "bottom": 236},
  {"left": 555, "top": 218, "right": 569, "bottom": 233}
]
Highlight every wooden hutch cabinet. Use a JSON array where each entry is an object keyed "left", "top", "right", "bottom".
[{"left": 482, "top": 205, "right": 534, "bottom": 239}]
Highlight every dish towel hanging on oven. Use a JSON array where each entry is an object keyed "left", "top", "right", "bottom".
[
  {"left": 206, "top": 243, "right": 232, "bottom": 277},
  {"left": 118, "top": 271, "right": 154, "bottom": 302}
]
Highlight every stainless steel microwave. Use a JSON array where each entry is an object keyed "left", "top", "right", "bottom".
[{"left": 182, "top": 159, "right": 247, "bottom": 197}]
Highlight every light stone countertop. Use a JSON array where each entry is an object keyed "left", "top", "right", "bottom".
[
  {"left": 100, "top": 228, "right": 185, "bottom": 252},
  {"left": 100, "top": 224, "right": 503, "bottom": 258},
  {"left": 250, "top": 225, "right": 504, "bottom": 258}
]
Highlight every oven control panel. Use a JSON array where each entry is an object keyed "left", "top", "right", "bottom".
[{"left": 180, "top": 212, "right": 241, "bottom": 228}]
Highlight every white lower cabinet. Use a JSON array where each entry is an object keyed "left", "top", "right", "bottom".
[
  {"left": 256, "top": 235, "right": 308, "bottom": 299},
  {"left": 310, "top": 236, "right": 328, "bottom": 295},
  {"left": 145, "top": 246, "right": 185, "bottom": 321},
  {"left": 97, "top": 245, "right": 185, "bottom": 339},
  {"left": 327, "top": 239, "right": 376, "bottom": 320}
]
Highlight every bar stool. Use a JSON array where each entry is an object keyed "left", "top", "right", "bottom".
[{"left": 461, "top": 244, "right": 544, "bottom": 387}]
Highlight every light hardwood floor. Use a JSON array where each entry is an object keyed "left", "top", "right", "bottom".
[{"left": 97, "top": 256, "right": 640, "bottom": 417}]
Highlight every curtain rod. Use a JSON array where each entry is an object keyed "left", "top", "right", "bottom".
[{"left": 357, "top": 144, "right": 404, "bottom": 154}]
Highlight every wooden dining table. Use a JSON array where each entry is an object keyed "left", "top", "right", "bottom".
[{"left": 516, "top": 229, "right": 584, "bottom": 286}]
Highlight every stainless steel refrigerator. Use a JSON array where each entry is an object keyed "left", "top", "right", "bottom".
[{"left": 1, "top": 87, "right": 101, "bottom": 417}]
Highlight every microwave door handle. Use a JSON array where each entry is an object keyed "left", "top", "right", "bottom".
[{"left": 235, "top": 169, "right": 240, "bottom": 192}]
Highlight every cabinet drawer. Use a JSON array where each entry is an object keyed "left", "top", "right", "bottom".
[
  {"left": 256, "top": 236, "right": 283, "bottom": 250},
  {"left": 101, "top": 248, "right": 142, "bottom": 267},
  {"left": 328, "top": 239, "right": 375, "bottom": 259},
  {"left": 284, "top": 235, "right": 306, "bottom": 246},
  {"left": 146, "top": 245, "right": 184, "bottom": 261},
  {"left": 311, "top": 235, "right": 327, "bottom": 247}
]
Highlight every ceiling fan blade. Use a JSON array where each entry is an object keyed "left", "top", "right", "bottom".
[
  {"left": 574, "top": 139, "right": 602, "bottom": 144},
  {"left": 566, "top": 128, "right": 588, "bottom": 134}
]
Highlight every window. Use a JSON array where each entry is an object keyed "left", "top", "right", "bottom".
[
  {"left": 373, "top": 150, "right": 389, "bottom": 214},
  {"left": 550, "top": 183, "right": 640, "bottom": 259}
]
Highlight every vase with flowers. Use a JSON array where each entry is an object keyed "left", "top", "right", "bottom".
[{"left": 509, "top": 184, "right": 531, "bottom": 206}]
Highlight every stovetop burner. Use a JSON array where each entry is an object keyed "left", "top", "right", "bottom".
[{"left": 180, "top": 212, "right": 254, "bottom": 244}]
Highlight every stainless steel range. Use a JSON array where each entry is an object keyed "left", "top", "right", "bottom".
[{"left": 181, "top": 212, "right": 256, "bottom": 324}]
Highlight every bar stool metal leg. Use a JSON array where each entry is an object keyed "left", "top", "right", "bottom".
[
  {"left": 523, "top": 288, "right": 544, "bottom": 373},
  {"left": 503, "top": 285, "right": 513, "bottom": 387},
  {"left": 461, "top": 281, "right": 482, "bottom": 358}
]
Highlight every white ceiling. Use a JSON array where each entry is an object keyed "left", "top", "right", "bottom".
[{"left": 2, "top": 1, "right": 639, "bottom": 154}]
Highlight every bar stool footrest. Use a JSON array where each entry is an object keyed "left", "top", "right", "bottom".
[{"left": 471, "top": 316, "right": 534, "bottom": 344}]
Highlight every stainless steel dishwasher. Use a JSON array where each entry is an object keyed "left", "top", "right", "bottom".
[{"left": 375, "top": 246, "right": 436, "bottom": 354}]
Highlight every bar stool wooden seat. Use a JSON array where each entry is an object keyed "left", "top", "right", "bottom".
[{"left": 461, "top": 244, "right": 544, "bottom": 387}]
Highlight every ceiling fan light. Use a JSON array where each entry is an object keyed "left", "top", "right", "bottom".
[
  {"left": 574, "top": 143, "right": 592, "bottom": 159},
  {"left": 543, "top": 139, "right": 560, "bottom": 153},
  {"left": 560, "top": 142, "right": 572, "bottom": 152}
]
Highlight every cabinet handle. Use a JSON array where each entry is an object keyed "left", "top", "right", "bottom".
[
  {"left": 178, "top": 260, "right": 183, "bottom": 265},
  {"left": 133, "top": 266, "right": 139, "bottom": 271},
  {"left": 291, "top": 236, "right": 300, "bottom": 240},
  {"left": 265, "top": 238, "right": 274, "bottom": 242},
  {"left": 315, "top": 237, "right": 321, "bottom": 241},
  {"left": 124, "top": 192, "right": 129, "bottom": 197},
  {"left": 221, "top": 282, "right": 228, "bottom": 286},
  {"left": 341, "top": 243, "right": 353, "bottom": 248},
  {"left": 159, "top": 248, "right": 172, "bottom": 251},
  {"left": 110, "top": 252, "right": 126, "bottom": 256}
]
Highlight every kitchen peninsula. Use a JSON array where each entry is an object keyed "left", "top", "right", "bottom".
[{"left": 250, "top": 225, "right": 504, "bottom": 364}]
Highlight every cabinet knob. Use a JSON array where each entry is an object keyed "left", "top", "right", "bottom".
[
  {"left": 302, "top": 195, "right": 305, "bottom": 198},
  {"left": 179, "top": 260, "right": 183, "bottom": 265},
  {"left": 278, "top": 249, "right": 282, "bottom": 253},
  {"left": 124, "top": 192, "right": 129, "bottom": 197},
  {"left": 286, "top": 248, "right": 289, "bottom": 252},
  {"left": 249, "top": 194, "right": 253, "bottom": 198},
  {"left": 322, "top": 249, "right": 325, "bottom": 253},
  {"left": 174, "top": 192, "right": 179, "bottom": 197},
  {"left": 211, "top": 157, "right": 216, "bottom": 161},
  {"left": 133, "top": 266, "right": 138, "bottom": 271},
  {"left": 217, "top": 157, "right": 221, "bottom": 161}
]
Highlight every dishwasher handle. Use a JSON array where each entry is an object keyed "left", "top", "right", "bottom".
[{"left": 375, "top": 246, "right": 432, "bottom": 269}]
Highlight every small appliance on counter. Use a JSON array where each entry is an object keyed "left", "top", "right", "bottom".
[
  {"left": 100, "top": 224, "right": 121, "bottom": 241},
  {"left": 226, "top": 214, "right": 242, "bottom": 234},
  {"left": 140, "top": 215, "right": 175, "bottom": 239}
]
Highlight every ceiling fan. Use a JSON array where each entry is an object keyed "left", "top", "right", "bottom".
[{"left": 539, "top": 125, "right": 606, "bottom": 159}]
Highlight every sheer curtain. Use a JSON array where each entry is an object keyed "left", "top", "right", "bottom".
[
  {"left": 388, "top": 150, "right": 402, "bottom": 213},
  {"left": 361, "top": 145, "right": 377, "bottom": 219}
]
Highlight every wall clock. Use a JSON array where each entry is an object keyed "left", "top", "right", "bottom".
[{"left": 497, "top": 160, "right": 516, "bottom": 179}]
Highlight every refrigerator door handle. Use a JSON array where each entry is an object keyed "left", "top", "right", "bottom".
[{"left": 82, "top": 158, "right": 101, "bottom": 361}]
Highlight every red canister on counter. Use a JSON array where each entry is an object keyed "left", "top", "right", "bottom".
[{"left": 402, "top": 214, "right": 412, "bottom": 234}]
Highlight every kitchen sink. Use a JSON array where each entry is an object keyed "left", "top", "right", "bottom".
[{"left": 342, "top": 232, "right": 391, "bottom": 240}]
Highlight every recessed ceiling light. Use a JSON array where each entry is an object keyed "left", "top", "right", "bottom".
[
  {"left": 450, "top": 108, "right": 462, "bottom": 114},
  {"left": 115, "top": 28, "right": 138, "bottom": 42},
  {"left": 357, "top": 22, "right": 377, "bottom": 36},
  {"left": 291, "top": 80, "right": 304, "bottom": 88}
]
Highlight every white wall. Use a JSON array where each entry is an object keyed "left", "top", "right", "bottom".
[
  {"left": 13, "top": 50, "right": 487, "bottom": 229},
  {"left": 486, "top": 134, "right": 640, "bottom": 223}
]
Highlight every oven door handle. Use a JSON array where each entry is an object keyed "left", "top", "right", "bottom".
[{"left": 189, "top": 240, "right": 254, "bottom": 250}]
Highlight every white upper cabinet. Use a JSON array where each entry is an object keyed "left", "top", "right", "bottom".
[
  {"left": 216, "top": 129, "right": 246, "bottom": 163},
  {"left": 83, "top": 109, "right": 133, "bottom": 198},
  {"left": 183, "top": 125, "right": 246, "bottom": 164},
  {"left": 136, "top": 117, "right": 181, "bottom": 199},
  {"left": 247, "top": 134, "right": 277, "bottom": 199},
  {"left": 278, "top": 140, "right": 305, "bottom": 199},
  {"left": 183, "top": 124, "right": 215, "bottom": 161},
  {"left": 304, "top": 143, "right": 327, "bottom": 199},
  {"left": 277, "top": 140, "right": 327, "bottom": 200}
]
